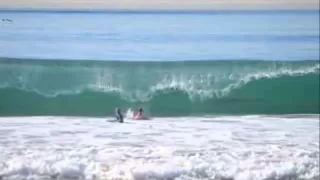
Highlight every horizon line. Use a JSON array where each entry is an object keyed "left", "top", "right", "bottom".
[
  {"left": 1, "top": 8, "right": 319, "bottom": 13},
  {"left": 1, "top": 57, "right": 319, "bottom": 63}
]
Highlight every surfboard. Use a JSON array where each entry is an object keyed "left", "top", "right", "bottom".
[
  {"left": 106, "top": 119, "right": 134, "bottom": 124},
  {"left": 132, "top": 116, "right": 150, "bottom": 120},
  {"left": 106, "top": 119, "right": 121, "bottom": 123}
]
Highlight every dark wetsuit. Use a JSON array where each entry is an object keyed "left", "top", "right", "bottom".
[{"left": 116, "top": 112, "right": 123, "bottom": 123}]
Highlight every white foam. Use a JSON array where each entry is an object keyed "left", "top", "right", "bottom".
[
  {"left": 151, "top": 63, "right": 320, "bottom": 100},
  {"left": 220, "top": 63, "right": 320, "bottom": 97},
  {"left": 0, "top": 115, "right": 319, "bottom": 180},
  {"left": 1, "top": 62, "right": 318, "bottom": 102}
]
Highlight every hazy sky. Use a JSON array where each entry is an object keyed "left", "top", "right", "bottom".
[{"left": 0, "top": 0, "right": 319, "bottom": 10}]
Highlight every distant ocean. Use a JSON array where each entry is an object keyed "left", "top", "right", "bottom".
[
  {"left": 0, "top": 10, "right": 319, "bottom": 180},
  {"left": 0, "top": 10, "right": 319, "bottom": 61}
]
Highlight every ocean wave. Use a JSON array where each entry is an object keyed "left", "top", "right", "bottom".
[{"left": 0, "top": 58, "right": 319, "bottom": 115}]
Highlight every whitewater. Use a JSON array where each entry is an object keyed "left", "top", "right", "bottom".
[
  {"left": 0, "top": 10, "right": 319, "bottom": 180},
  {"left": 0, "top": 115, "right": 319, "bottom": 180}
]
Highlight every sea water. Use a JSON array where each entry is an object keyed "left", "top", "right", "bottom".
[
  {"left": 0, "top": 10, "right": 319, "bottom": 180},
  {"left": 0, "top": 115, "right": 319, "bottom": 180},
  {"left": 0, "top": 10, "right": 319, "bottom": 61}
]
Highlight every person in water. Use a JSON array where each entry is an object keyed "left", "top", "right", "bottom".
[
  {"left": 115, "top": 107, "right": 124, "bottom": 123},
  {"left": 134, "top": 108, "right": 144, "bottom": 119}
]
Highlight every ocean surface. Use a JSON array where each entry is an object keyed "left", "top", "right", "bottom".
[
  {"left": 0, "top": 10, "right": 319, "bottom": 61},
  {"left": 0, "top": 115, "right": 319, "bottom": 180},
  {"left": 0, "top": 58, "right": 319, "bottom": 116},
  {"left": 0, "top": 10, "right": 319, "bottom": 180}
]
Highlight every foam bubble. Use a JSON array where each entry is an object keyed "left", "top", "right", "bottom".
[{"left": 0, "top": 115, "right": 318, "bottom": 180}]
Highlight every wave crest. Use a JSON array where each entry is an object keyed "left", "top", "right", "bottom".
[{"left": 0, "top": 59, "right": 319, "bottom": 115}]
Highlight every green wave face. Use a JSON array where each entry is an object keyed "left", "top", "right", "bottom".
[{"left": 0, "top": 58, "right": 319, "bottom": 116}]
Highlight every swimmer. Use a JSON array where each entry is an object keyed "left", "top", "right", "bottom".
[{"left": 115, "top": 107, "right": 124, "bottom": 123}]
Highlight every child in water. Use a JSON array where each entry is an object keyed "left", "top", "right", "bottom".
[{"left": 115, "top": 107, "right": 123, "bottom": 123}]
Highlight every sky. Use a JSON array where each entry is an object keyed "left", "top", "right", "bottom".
[{"left": 0, "top": 0, "right": 319, "bottom": 11}]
